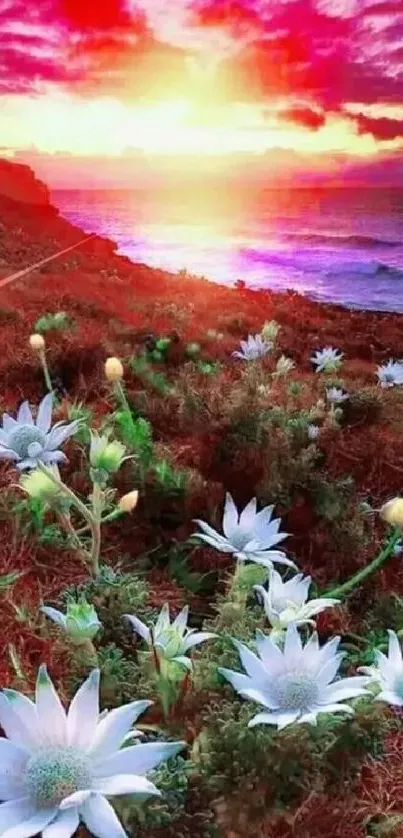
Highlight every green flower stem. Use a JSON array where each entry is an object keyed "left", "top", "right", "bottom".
[
  {"left": 114, "top": 380, "right": 133, "bottom": 417},
  {"left": 57, "top": 511, "right": 91, "bottom": 562},
  {"left": 90, "top": 482, "right": 103, "bottom": 577},
  {"left": 323, "top": 528, "right": 401, "bottom": 600},
  {"left": 75, "top": 507, "right": 124, "bottom": 536},
  {"left": 38, "top": 349, "right": 53, "bottom": 393},
  {"left": 37, "top": 464, "right": 101, "bottom": 576}
]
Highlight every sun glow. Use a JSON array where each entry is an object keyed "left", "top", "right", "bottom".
[{"left": 1, "top": 85, "right": 384, "bottom": 160}]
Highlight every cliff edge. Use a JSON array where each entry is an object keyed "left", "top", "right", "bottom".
[{"left": 0, "top": 157, "right": 51, "bottom": 206}]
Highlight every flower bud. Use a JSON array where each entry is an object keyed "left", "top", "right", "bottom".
[
  {"left": 65, "top": 600, "right": 101, "bottom": 645},
  {"left": 104, "top": 356, "right": 124, "bottom": 382},
  {"left": 118, "top": 489, "right": 139, "bottom": 513},
  {"left": 90, "top": 432, "right": 126, "bottom": 474},
  {"left": 380, "top": 498, "right": 403, "bottom": 528},
  {"left": 41, "top": 598, "right": 101, "bottom": 646},
  {"left": 20, "top": 466, "right": 61, "bottom": 502},
  {"left": 29, "top": 333, "right": 45, "bottom": 351}
]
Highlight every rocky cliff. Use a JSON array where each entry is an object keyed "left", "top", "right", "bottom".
[{"left": 0, "top": 158, "right": 51, "bottom": 206}]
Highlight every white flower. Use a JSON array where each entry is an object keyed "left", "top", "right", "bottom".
[
  {"left": 376, "top": 360, "right": 403, "bottom": 389},
  {"left": 124, "top": 604, "right": 216, "bottom": 671},
  {"left": 326, "top": 388, "right": 348, "bottom": 404},
  {"left": 0, "top": 394, "right": 81, "bottom": 471},
  {"left": 41, "top": 599, "right": 102, "bottom": 646},
  {"left": 0, "top": 665, "right": 184, "bottom": 837},
  {"left": 307, "top": 424, "right": 320, "bottom": 441},
  {"left": 193, "top": 493, "right": 296, "bottom": 570},
  {"left": 311, "top": 347, "right": 343, "bottom": 373},
  {"left": 359, "top": 630, "right": 403, "bottom": 706},
  {"left": 232, "top": 334, "right": 273, "bottom": 361},
  {"left": 254, "top": 568, "right": 339, "bottom": 636},
  {"left": 219, "top": 623, "right": 370, "bottom": 729}
]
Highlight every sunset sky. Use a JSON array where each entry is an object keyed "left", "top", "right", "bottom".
[{"left": 1, "top": 0, "right": 403, "bottom": 185}]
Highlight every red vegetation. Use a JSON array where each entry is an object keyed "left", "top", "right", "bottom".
[{"left": 1, "top": 185, "right": 403, "bottom": 836}]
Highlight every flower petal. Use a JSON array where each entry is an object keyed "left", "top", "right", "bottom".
[
  {"left": 41, "top": 450, "right": 68, "bottom": 464},
  {"left": 239, "top": 687, "right": 279, "bottom": 710},
  {"left": 0, "top": 799, "right": 37, "bottom": 834},
  {"left": 0, "top": 694, "right": 40, "bottom": 751},
  {"left": 17, "top": 402, "right": 34, "bottom": 426},
  {"left": 81, "top": 794, "right": 128, "bottom": 838},
  {"left": 67, "top": 670, "right": 100, "bottom": 749},
  {"left": 232, "top": 639, "right": 269, "bottom": 683},
  {"left": 35, "top": 664, "right": 67, "bottom": 746},
  {"left": 238, "top": 497, "right": 257, "bottom": 532},
  {"left": 59, "top": 791, "right": 92, "bottom": 810},
  {"left": 123, "top": 615, "right": 151, "bottom": 644},
  {"left": 41, "top": 607, "right": 67, "bottom": 630},
  {"left": 172, "top": 606, "right": 189, "bottom": 634},
  {"left": 219, "top": 667, "right": 253, "bottom": 694},
  {"left": 155, "top": 603, "right": 170, "bottom": 634},
  {"left": 387, "top": 630, "right": 403, "bottom": 670},
  {"left": 42, "top": 807, "right": 80, "bottom": 838},
  {"left": 192, "top": 533, "right": 235, "bottom": 553},
  {"left": 184, "top": 632, "right": 216, "bottom": 651},
  {"left": 36, "top": 393, "right": 54, "bottom": 433},
  {"left": 93, "top": 741, "right": 185, "bottom": 778},
  {"left": 45, "top": 422, "right": 81, "bottom": 451},
  {"left": 89, "top": 701, "right": 152, "bottom": 762},
  {"left": 93, "top": 774, "right": 161, "bottom": 797},
  {"left": 2, "top": 415, "right": 18, "bottom": 432},
  {"left": 2, "top": 806, "right": 57, "bottom": 838},
  {"left": 0, "top": 740, "right": 29, "bottom": 800},
  {"left": 283, "top": 623, "right": 303, "bottom": 662},
  {"left": 222, "top": 493, "right": 239, "bottom": 540},
  {"left": 0, "top": 447, "right": 20, "bottom": 461},
  {"left": 248, "top": 710, "right": 299, "bottom": 729}
]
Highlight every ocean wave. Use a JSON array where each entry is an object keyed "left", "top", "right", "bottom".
[
  {"left": 325, "top": 260, "right": 403, "bottom": 278},
  {"left": 282, "top": 232, "right": 401, "bottom": 248}
]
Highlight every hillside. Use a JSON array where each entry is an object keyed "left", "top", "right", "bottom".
[{"left": 1, "top": 163, "right": 403, "bottom": 837}]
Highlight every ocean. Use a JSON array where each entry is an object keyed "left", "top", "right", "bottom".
[{"left": 52, "top": 186, "right": 403, "bottom": 313}]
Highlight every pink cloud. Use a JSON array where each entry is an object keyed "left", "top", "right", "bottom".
[{"left": 0, "top": 0, "right": 402, "bottom": 147}]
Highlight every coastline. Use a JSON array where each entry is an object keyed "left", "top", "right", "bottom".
[{"left": 1, "top": 189, "right": 403, "bottom": 373}]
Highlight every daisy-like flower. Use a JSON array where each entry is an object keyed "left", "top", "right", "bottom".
[
  {"left": 376, "top": 360, "right": 403, "bottom": 389},
  {"left": 254, "top": 568, "right": 339, "bottom": 638},
  {"left": 359, "top": 630, "right": 403, "bottom": 706},
  {"left": 124, "top": 604, "right": 216, "bottom": 671},
  {"left": 311, "top": 347, "right": 343, "bottom": 373},
  {"left": 219, "top": 623, "right": 370, "bottom": 729},
  {"left": 232, "top": 334, "right": 273, "bottom": 361},
  {"left": 0, "top": 393, "right": 81, "bottom": 471},
  {"left": 307, "top": 424, "right": 320, "bottom": 441},
  {"left": 193, "top": 493, "right": 296, "bottom": 570},
  {"left": 326, "top": 388, "right": 348, "bottom": 404},
  {"left": 41, "top": 598, "right": 102, "bottom": 646},
  {"left": 0, "top": 665, "right": 184, "bottom": 837}
]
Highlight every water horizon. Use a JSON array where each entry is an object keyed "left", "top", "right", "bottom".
[{"left": 52, "top": 185, "right": 403, "bottom": 314}]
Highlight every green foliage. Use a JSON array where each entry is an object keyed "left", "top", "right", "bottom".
[
  {"left": 167, "top": 543, "right": 218, "bottom": 595},
  {"left": 115, "top": 412, "right": 154, "bottom": 476},
  {"left": 0, "top": 571, "right": 20, "bottom": 590},
  {"left": 60, "top": 567, "right": 150, "bottom": 645},
  {"left": 129, "top": 354, "right": 172, "bottom": 394},
  {"left": 34, "top": 311, "right": 73, "bottom": 333},
  {"left": 116, "top": 755, "right": 190, "bottom": 830},
  {"left": 195, "top": 360, "right": 222, "bottom": 375},
  {"left": 67, "top": 402, "right": 93, "bottom": 443},
  {"left": 194, "top": 697, "right": 387, "bottom": 811},
  {"left": 194, "top": 601, "right": 265, "bottom": 692},
  {"left": 153, "top": 459, "right": 187, "bottom": 496}
]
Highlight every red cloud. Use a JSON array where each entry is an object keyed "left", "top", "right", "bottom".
[
  {"left": 279, "top": 107, "right": 326, "bottom": 130},
  {"left": 0, "top": 0, "right": 403, "bottom": 146},
  {"left": 353, "top": 113, "right": 403, "bottom": 141}
]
